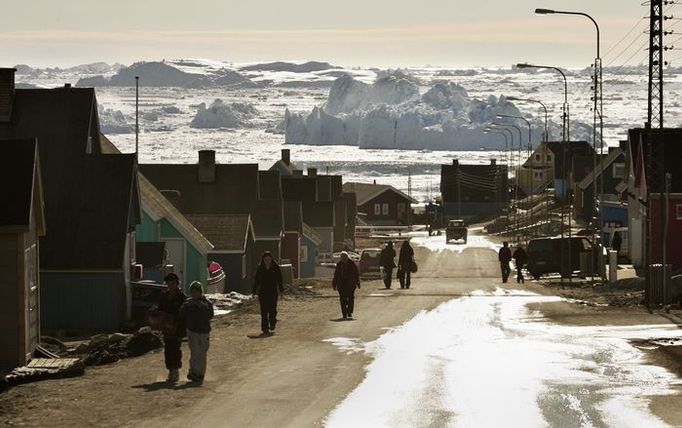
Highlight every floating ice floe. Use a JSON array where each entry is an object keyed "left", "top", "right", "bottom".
[{"left": 190, "top": 100, "right": 258, "bottom": 129}]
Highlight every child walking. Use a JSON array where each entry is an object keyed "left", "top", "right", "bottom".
[{"left": 180, "top": 281, "right": 214, "bottom": 384}]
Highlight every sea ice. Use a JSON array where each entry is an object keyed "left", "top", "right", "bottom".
[{"left": 190, "top": 100, "right": 258, "bottom": 129}]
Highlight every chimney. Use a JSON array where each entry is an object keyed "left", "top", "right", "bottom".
[
  {"left": 198, "top": 150, "right": 216, "bottom": 183},
  {"left": 490, "top": 159, "right": 497, "bottom": 166},
  {"left": 293, "top": 169, "right": 303, "bottom": 177},
  {"left": 64, "top": 83, "right": 72, "bottom": 88},
  {"left": 281, "top": 149, "right": 291, "bottom": 166},
  {"left": 0, "top": 68, "right": 16, "bottom": 123},
  {"left": 452, "top": 159, "right": 459, "bottom": 166},
  {"left": 308, "top": 167, "right": 317, "bottom": 177}
]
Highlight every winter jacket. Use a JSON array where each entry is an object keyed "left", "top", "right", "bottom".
[
  {"left": 398, "top": 245, "right": 415, "bottom": 269},
  {"left": 498, "top": 247, "right": 512, "bottom": 263},
  {"left": 333, "top": 260, "right": 360, "bottom": 292},
  {"left": 253, "top": 263, "right": 284, "bottom": 297},
  {"left": 513, "top": 248, "right": 527, "bottom": 267},
  {"left": 180, "top": 297, "right": 214, "bottom": 334},
  {"left": 380, "top": 247, "right": 397, "bottom": 269},
  {"left": 158, "top": 288, "right": 187, "bottom": 336}
]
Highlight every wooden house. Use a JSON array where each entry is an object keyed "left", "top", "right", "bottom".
[
  {"left": 439, "top": 159, "right": 508, "bottom": 220},
  {"left": 545, "top": 141, "right": 595, "bottom": 202},
  {"left": 282, "top": 201, "right": 303, "bottom": 278},
  {"left": 0, "top": 138, "right": 45, "bottom": 368},
  {"left": 575, "top": 147, "right": 626, "bottom": 224},
  {"left": 518, "top": 142, "right": 556, "bottom": 196},
  {"left": 300, "top": 223, "right": 322, "bottom": 278},
  {"left": 343, "top": 181, "right": 416, "bottom": 226},
  {"left": 101, "top": 135, "right": 214, "bottom": 290},
  {"left": 186, "top": 214, "right": 256, "bottom": 294},
  {"left": 0, "top": 70, "right": 141, "bottom": 330}
]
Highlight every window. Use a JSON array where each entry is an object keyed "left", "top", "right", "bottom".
[
  {"left": 613, "top": 163, "right": 625, "bottom": 179},
  {"left": 374, "top": 203, "right": 381, "bottom": 215},
  {"left": 546, "top": 154, "right": 552, "bottom": 162},
  {"left": 382, "top": 203, "right": 389, "bottom": 215},
  {"left": 677, "top": 204, "right": 682, "bottom": 220},
  {"left": 535, "top": 154, "right": 541, "bottom": 162},
  {"left": 300, "top": 245, "right": 309, "bottom": 262},
  {"left": 534, "top": 171, "right": 543, "bottom": 179}
]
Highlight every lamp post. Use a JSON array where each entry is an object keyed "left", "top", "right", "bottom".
[
  {"left": 498, "top": 113, "right": 534, "bottom": 243},
  {"left": 516, "top": 63, "right": 569, "bottom": 142},
  {"left": 536, "top": 7, "right": 604, "bottom": 282},
  {"left": 506, "top": 96, "right": 549, "bottom": 141},
  {"left": 493, "top": 122, "right": 523, "bottom": 244},
  {"left": 487, "top": 126, "right": 515, "bottom": 237}
]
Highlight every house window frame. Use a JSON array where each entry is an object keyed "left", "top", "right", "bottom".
[
  {"left": 546, "top": 154, "right": 552, "bottom": 163},
  {"left": 535, "top": 154, "right": 541, "bottom": 162},
  {"left": 382, "top": 203, "right": 389, "bottom": 216},
  {"left": 374, "top": 203, "right": 381, "bottom": 215},
  {"left": 300, "top": 245, "right": 308, "bottom": 263},
  {"left": 677, "top": 204, "right": 682, "bottom": 220},
  {"left": 613, "top": 162, "right": 625, "bottom": 179}
]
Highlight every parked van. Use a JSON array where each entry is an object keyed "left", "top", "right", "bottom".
[{"left": 527, "top": 237, "right": 594, "bottom": 279}]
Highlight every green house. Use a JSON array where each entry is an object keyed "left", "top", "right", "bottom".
[{"left": 136, "top": 174, "right": 214, "bottom": 292}]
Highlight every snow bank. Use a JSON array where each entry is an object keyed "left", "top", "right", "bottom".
[
  {"left": 325, "top": 289, "right": 680, "bottom": 427},
  {"left": 283, "top": 73, "right": 572, "bottom": 151},
  {"left": 190, "top": 99, "right": 258, "bottom": 129}
]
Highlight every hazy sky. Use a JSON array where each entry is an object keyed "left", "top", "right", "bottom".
[{"left": 1, "top": 0, "right": 649, "bottom": 68}]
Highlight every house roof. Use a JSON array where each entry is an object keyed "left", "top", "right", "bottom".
[
  {"left": 283, "top": 201, "right": 303, "bottom": 233},
  {"left": 342, "top": 182, "right": 417, "bottom": 205},
  {"left": 186, "top": 214, "right": 254, "bottom": 253},
  {"left": 282, "top": 176, "right": 318, "bottom": 202},
  {"left": 0, "top": 138, "right": 45, "bottom": 233},
  {"left": 631, "top": 128, "right": 682, "bottom": 193},
  {"left": 302, "top": 222, "right": 323, "bottom": 246},
  {"left": 0, "top": 87, "right": 139, "bottom": 270},
  {"left": 258, "top": 170, "right": 282, "bottom": 200},
  {"left": 41, "top": 153, "right": 139, "bottom": 269},
  {"left": 100, "top": 134, "right": 214, "bottom": 254},
  {"left": 251, "top": 199, "right": 284, "bottom": 239},
  {"left": 270, "top": 159, "right": 298, "bottom": 176},
  {"left": 578, "top": 148, "right": 624, "bottom": 190}
]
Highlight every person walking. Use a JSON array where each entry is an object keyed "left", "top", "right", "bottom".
[
  {"left": 512, "top": 245, "right": 527, "bottom": 284},
  {"left": 380, "top": 241, "right": 397, "bottom": 289},
  {"left": 180, "top": 281, "right": 214, "bottom": 384},
  {"left": 158, "top": 273, "right": 186, "bottom": 383},
  {"left": 332, "top": 252, "right": 360, "bottom": 320},
  {"left": 498, "top": 242, "right": 512, "bottom": 283},
  {"left": 252, "top": 251, "right": 283, "bottom": 336},
  {"left": 398, "top": 240, "right": 415, "bottom": 289}
]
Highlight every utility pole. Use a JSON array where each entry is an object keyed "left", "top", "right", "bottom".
[{"left": 135, "top": 76, "right": 139, "bottom": 156}]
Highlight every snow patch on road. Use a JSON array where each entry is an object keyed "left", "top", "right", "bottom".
[
  {"left": 325, "top": 289, "right": 681, "bottom": 427},
  {"left": 323, "top": 337, "right": 365, "bottom": 354},
  {"left": 410, "top": 229, "right": 501, "bottom": 254}
]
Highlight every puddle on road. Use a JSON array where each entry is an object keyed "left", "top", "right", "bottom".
[{"left": 324, "top": 289, "right": 682, "bottom": 427}]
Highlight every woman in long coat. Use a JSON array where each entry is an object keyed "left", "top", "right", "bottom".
[{"left": 252, "top": 252, "right": 283, "bottom": 335}]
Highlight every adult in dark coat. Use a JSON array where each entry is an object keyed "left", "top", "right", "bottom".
[
  {"left": 611, "top": 231, "right": 623, "bottom": 257},
  {"left": 398, "top": 240, "right": 415, "bottom": 289},
  {"left": 512, "top": 246, "right": 528, "bottom": 284},
  {"left": 252, "top": 252, "right": 283, "bottom": 335},
  {"left": 333, "top": 252, "right": 361, "bottom": 319},
  {"left": 158, "top": 273, "right": 187, "bottom": 383},
  {"left": 498, "top": 242, "right": 512, "bottom": 283},
  {"left": 379, "top": 241, "right": 397, "bottom": 289}
]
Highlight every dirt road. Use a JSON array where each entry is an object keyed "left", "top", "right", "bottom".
[{"left": 3, "top": 233, "right": 682, "bottom": 427}]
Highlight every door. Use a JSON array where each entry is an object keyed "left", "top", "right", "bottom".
[
  {"left": 163, "top": 240, "right": 186, "bottom": 285},
  {"left": 397, "top": 203, "right": 406, "bottom": 224}
]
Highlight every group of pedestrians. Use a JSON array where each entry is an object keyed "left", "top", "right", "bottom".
[
  {"left": 156, "top": 242, "right": 416, "bottom": 383},
  {"left": 156, "top": 273, "right": 214, "bottom": 384},
  {"left": 498, "top": 241, "right": 527, "bottom": 283},
  {"left": 379, "top": 240, "right": 416, "bottom": 290}
]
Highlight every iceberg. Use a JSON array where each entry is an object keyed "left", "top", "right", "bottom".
[
  {"left": 190, "top": 100, "right": 258, "bottom": 129},
  {"left": 284, "top": 74, "right": 588, "bottom": 151}
]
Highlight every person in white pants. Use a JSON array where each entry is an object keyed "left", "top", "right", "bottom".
[{"left": 180, "top": 281, "right": 214, "bottom": 383}]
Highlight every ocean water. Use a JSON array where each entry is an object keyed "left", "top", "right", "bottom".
[{"left": 17, "top": 60, "right": 682, "bottom": 203}]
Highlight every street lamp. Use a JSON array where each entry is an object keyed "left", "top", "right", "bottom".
[
  {"left": 493, "top": 122, "right": 524, "bottom": 244},
  {"left": 516, "top": 63, "right": 569, "bottom": 142},
  {"left": 506, "top": 96, "right": 549, "bottom": 141},
  {"left": 536, "top": 7, "right": 604, "bottom": 282},
  {"left": 498, "top": 113, "right": 534, "bottom": 242}
]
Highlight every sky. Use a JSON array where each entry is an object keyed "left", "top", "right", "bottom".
[{"left": 1, "top": 0, "right": 649, "bottom": 68}]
